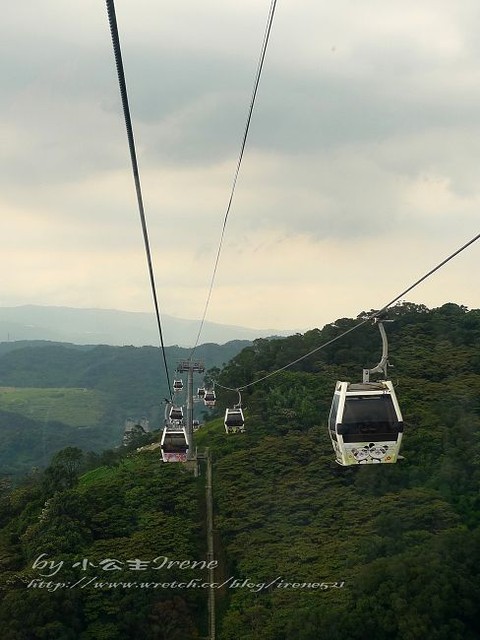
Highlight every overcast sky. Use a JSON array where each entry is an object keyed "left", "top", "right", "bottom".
[{"left": 1, "top": 0, "right": 479, "bottom": 337}]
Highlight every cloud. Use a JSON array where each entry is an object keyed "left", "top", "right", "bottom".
[{"left": 0, "top": 0, "right": 479, "bottom": 332}]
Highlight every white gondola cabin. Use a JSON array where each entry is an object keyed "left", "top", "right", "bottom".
[
  {"left": 161, "top": 425, "right": 189, "bottom": 462},
  {"left": 224, "top": 408, "right": 245, "bottom": 434},
  {"left": 169, "top": 406, "right": 184, "bottom": 422},
  {"left": 197, "top": 388, "right": 206, "bottom": 399},
  {"left": 204, "top": 390, "right": 216, "bottom": 407},
  {"left": 173, "top": 379, "right": 183, "bottom": 392},
  {"left": 328, "top": 381, "right": 403, "bottom": 465}
]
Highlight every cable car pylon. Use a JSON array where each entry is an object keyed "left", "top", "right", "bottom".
[{"left": 176, "top": 360, "right": 205, "bottom": 461}]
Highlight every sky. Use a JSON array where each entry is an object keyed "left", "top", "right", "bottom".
[{"left": 1, "top": 0, "right": 479, "bottom": 337}]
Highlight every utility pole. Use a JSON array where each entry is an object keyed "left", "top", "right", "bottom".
[
  {"left": 176, "top": 360, "right": 205, "bottom": 460},
  {"left": 206, "top": 449, "right": 216, "bottom": 640}
]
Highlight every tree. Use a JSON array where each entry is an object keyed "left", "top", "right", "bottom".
[{"left": 42, "top": 447, "right": 84, "bottom": 494}]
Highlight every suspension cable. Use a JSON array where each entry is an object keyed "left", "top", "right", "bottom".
[
  {"left": 189, "top": 0, "right": 278, "bottom": 359},
  {"left": 215, "top": 231, "right": 480, "bottom": 391},
  {"left": 105, "top": 0, "right": 173, "bottom": 400}
]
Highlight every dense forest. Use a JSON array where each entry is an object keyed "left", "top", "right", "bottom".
[{"left": 0, "top": 302, "right": 479, "bottom": 638}]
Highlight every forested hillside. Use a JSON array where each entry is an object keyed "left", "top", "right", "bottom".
[
  {"left": 201, "top": 301, "right": 480, "bottom": 639},
  {"left": 0, "top": 302, "right": 479, "bottom": 639},
  {"left": 0, "top": 448, "right": 205, "bottom": 639}
]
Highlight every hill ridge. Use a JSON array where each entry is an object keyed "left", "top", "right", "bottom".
[{"left": 0, "top": 304, "right": 294, "bottom": 347}]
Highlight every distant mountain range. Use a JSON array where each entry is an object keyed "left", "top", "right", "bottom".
[{"left": 0, "top": 305, "right": 293, "bottom": 347}]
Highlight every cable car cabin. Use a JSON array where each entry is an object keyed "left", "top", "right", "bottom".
[
  {"left": 224, "top": 408, "right": 245, "bottom": 434},
  {"left": 193, "top": 419, "right": 201, "bottom": 432},
  {"left": 161, "top": 425, "right": 188, "bottom": 462},
  {"left": 173, "top": 379, "right": 183, "bottom": 391},
  {"left": 169, "top": 406, "right": 184, "bottom": 422},
  {"left": 328, "top": 381, "right": 403, "bottom": 465},
  {"left": 197, "top": 388, "right": 206, "bottom": 399},
  {"left": 204, "top": 390, "right": 216, "bottom": 407}
]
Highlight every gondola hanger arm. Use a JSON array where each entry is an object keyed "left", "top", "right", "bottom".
[{"left": 363, "top": 319, "right": 393, "bottom": 383}]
